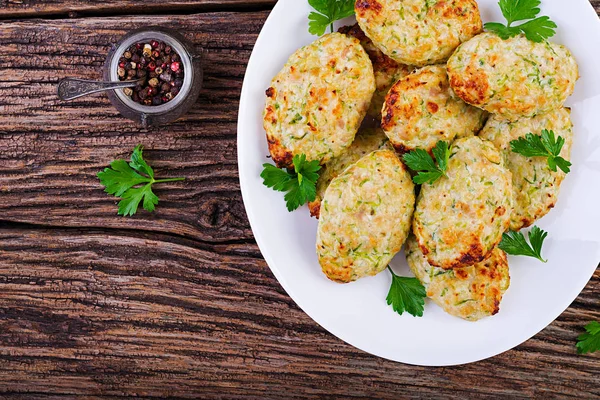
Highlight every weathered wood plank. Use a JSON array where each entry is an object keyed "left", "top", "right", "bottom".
[
  {"left": 0, "top": 227, "right": 598, "bottom": 398},
  {"left": 0, "top": 12, "right": 269, "bottom": 243},
  {"left": 0, "top": 0, "right": 596, "bottom": 18},
  {"left": 0, "top": 0, "right": 277, "bottom": 18}
]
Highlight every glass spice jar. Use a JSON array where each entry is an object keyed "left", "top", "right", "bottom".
[{"left": 103, "top": 26, "right": 203, "bottom": 128}]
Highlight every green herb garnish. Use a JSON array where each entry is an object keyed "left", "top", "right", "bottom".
[
  {"left": 484, "top": 0, "right": 557, "bottom": 42},
  {"left": 577, "top": 321, "right": 600, "bottom": 355},
  {"left": 499, "top": 225, "right": 548, "bottom": 263},
  {"left": 308, "top": 0, "right": 356, "bottom": 36},
  {"left": 98, "top": 145, "right": 185, "bottom": 216},
  {"left": 402, "top": 141, "right": 451, "bottom": 185},
  {"left": 386, "top": 267, "right": 427, "bottom": 317},
  {"left": 510, "top": 129, "right": 572, "bottom": 173},
  {"left": 261, "top": 154, "right": 321, "bottom": 212}
]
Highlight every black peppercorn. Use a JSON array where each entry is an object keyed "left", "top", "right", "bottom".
[{"left": 152, "top": 96, "right": 163, "bottom": 106}]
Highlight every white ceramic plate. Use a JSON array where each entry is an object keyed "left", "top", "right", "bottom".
[{"left": 238, "top": 0, "right": 600, "bottom": 366}]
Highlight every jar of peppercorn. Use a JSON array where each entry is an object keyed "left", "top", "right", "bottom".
[{"left": 103, "top": 27, "right": 202, "bottom": 128}]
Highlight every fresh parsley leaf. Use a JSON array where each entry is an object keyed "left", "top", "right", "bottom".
[
  {"left": 484, "top": 0, "right": 557, "bottom": 42},
  {"left": 517, "top": 16, "right": 558, "bottom": 42},
  {"left": 577, "top": 321, "right": 600, "bottom": 355},
  {"left": 499, "top": 0, "right": 541, "bottom": 24},
  {"left": 402, "top": 141, "right": 450, "bottom": 185},
  {"left": 499, "top": 225, "right": 548, "bottom": 263},
  {"left": 308, "top": 0, "right": 356, "bottom": 36},
  {"left": 510, "top": 130, "right": 572, "bottom": 173},
  {"left": 98, "top": 145, "right": 185, "bottom": 217},
  {"left": 432, "top": 140, "right": 451, "bottom": 172},
  {"left": 261, "top": 154, "right": 321, "bottom": 212},
  {"left": 386, "top": 267, "right": 426, "bottom": 317}
]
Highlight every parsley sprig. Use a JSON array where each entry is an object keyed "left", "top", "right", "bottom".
[
  {"left": 510, "top": 129, "right": 572, "bottom": 174},
  {"left": 484, "top": 0, "right": 557, "bottom": 42},
  {"left": 499, "top": 225, "right": 548, "bottom": 263},
  {"left": 402, "top": 141, "right": 451, "bottom": 185},
  {"left": 98, "top": 145, "right": 185, "bottom": 217},
  {"left": 308, "top": 0, "right": 355, "bottom": 36},
  {"left": 386, "top": 267, "right": 427, "bottom": 318},
  {"left": 261, "top": 154, "right": 321, "bottom": 212},
  {"left": 577, "top": 321, "right": 600, "bottom": 355}
]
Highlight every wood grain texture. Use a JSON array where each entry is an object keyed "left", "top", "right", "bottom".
[
  {"left": 0, "top": 0, "right": 277, "bottom": 18},
  {"left": 0, "top": 226, "right": 599, "bottom": 399},
  {"left": 0, "top": 1, "right": 599, "bottom": 398},
  {"left": 0, "top": 12, "right": 266, "bottom": 242}
]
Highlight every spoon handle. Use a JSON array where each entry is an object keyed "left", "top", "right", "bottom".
[{"left": 57, "top": 78, "right": 138, "bottom": 101}]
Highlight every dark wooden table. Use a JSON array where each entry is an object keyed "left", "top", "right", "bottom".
[{"left": 0, "top": 1, "right": 599, "bottom": 398}]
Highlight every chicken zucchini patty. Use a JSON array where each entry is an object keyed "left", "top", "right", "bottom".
[
  {"left": 381, "top": 65, "right": 487, "bottom": 154},
  {"left": 413, "top": 137, "right": 513, "bottom": 269},
  {"left": 264, "top": 33, "right": 375, "bottom": 168},
  {"left": 308, "top": 128, "right": 391, "bottom": 219},
  {"left": 479, "top": 108, "right": 574, "bottom": 231},
  {"left": 355, "top": 0, "right": 482, "bottom": 66},
  {"left": 406, "top": 236, "right": 510, "bottom": 321},
  {"left": 338, "top": 24, "right": 413, "bottom": 119},
  {"left": 447, "top": 33, "right": 578, "bottom": 121},
  {"left": 317, "top": 149, "right": 415, "bottom": 283}
]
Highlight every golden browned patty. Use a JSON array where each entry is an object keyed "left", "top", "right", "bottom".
[
  {"left": 406, "top": 236, "right": 510, "bottom": 321},
  {"left": 355, "top": 0, "right": 483, "bottom": 66},
  {"left": 316, "top": 150, "right": 415, "bottom": 283},
  {"left": 447, "top": 32, "right": 579, "bottom": 121},
  {"left": 338, "top": 24, "right": 413, "bottom": 119},
  {"left": 263, "top": 33, "right": 375, "bottom": 168},
  {"left": 413, "top": 137, "right": 513, "bottom": 269},
  {"left": 381, "top": 65, "right": 487, "bottom": 154},
  {"left": 308, "top": 127, "right": 390, "bottom": 219},
  {"left": 479, "top": 108, "right": 574, "bottom": 231}
]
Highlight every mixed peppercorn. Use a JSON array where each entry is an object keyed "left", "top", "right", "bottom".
[{"left": 117, "top": 40, "right": 184, "bottom": 106}]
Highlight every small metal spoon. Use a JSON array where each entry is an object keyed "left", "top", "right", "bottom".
[{"left": 57, "top": 78, "right": 139, "bottom": 101}]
